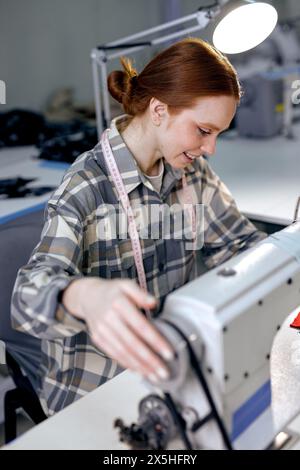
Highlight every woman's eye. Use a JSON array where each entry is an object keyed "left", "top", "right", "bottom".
[{"left": 198, "top": 128, "right": 210, "bottom": 136}]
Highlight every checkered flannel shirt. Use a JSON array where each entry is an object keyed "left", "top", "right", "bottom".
[{"left": 11, "top": 115, "right": 267, "bottom": 415}]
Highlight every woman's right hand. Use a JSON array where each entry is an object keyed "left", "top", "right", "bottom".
[{"left": 62, "top": 277, "right": 174, "bottom": 383}]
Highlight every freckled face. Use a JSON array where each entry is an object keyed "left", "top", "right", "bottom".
[{"left": 158, "top": 96, "right": 237, "bottom": 169}]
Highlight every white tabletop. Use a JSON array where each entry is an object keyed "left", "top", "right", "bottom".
[
  {"left": 0, "top": 146, "right": 69, "bottom": 223},
  {"left": 3, "top": 309, "right": 300, "bottom": 450},
  {"left": 210, "top": 125, "right": 300, "bottom": 226}
]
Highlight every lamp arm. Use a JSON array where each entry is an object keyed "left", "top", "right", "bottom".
[
  {"left": 105, "top": 4, "right": 222, "bottom": 49},
  {"left": 106, "top": 21, "right": 214, "bottom": 61}
]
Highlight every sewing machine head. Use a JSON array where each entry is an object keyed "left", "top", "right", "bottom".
[{"left": 115, "top": 222, "right": 300, "bottom": 450}]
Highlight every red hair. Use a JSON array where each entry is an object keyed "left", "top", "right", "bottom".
[{"left": 108, "top": 37, "right": 241, "bottom": 119}]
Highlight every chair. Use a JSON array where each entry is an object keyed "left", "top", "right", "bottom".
[{"left": 0, "top": 209, "right": 47, "bottom": 443}]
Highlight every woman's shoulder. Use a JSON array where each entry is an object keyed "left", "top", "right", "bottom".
[
  {"left": 63, "top": 142, "right": 106, "bottom": 181},
  {"left": 47, "top": 144, "right": 108, "bottom": 217}
]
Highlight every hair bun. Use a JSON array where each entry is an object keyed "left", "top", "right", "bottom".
[
  {"left": 107, "top": 57, "right": 138, "bottom": 111},
  {"left": 107, "top": 70, "right": 128, "bottom": 104}
]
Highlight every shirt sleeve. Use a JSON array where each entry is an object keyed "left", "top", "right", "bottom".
[
  {"left": 200, "top": 158, "right": 268, "bottom": 269},
  {"left": 11, "top": 174, "right": 88, "bottom": 340}
]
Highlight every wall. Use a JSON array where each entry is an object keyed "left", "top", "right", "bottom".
[
  {"left": 0, "top": 0, "right": 164, "bottom": 112},
  {"left": 1, "top": 0, "right": 299, "bottom": 113}
]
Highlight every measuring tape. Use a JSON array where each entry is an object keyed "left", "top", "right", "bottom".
[{"left": 101, "top": 129, "right": 196, "bottom": 320}]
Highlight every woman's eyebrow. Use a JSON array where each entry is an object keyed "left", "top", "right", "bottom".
[{"left": 199, "top": 122, "right": 229, "bottom": 132}]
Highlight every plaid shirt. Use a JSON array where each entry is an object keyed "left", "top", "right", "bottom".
[{"left": 11, "top": 115, "right": 267, "bottom": 415}]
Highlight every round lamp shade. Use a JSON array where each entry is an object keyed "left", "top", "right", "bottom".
[{"left": 213, "top": 1, "right": 278, "bottom": 54}]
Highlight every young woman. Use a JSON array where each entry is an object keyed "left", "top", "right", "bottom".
[{"left": 11, "top": 38, "right": 267, "bottom": 415}]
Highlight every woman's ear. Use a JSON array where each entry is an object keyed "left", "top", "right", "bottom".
[{"left": 149, "top": 98, "right": 168, "bottom": 126}]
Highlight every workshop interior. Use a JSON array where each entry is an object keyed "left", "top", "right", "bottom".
[{"left": 1, "top": 0, "right": 300, "bottom": 453}]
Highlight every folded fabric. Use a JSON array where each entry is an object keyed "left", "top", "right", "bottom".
[
  {"left": 0, "top": 177, "right": 55, "bottom": 198},
  {"left": 0, "top": 109, "right": 45, "bottom": 147}
]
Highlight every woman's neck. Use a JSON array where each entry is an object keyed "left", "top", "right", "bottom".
[{"left": 118, "top": 117, "right": 163, "bottom": 176}]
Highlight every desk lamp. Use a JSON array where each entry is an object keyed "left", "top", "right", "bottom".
[{"left": 91, "top": 1, "right": 278, "bottom": 137}]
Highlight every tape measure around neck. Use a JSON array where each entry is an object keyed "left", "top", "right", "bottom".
[
  {"left": 101, "top": 129, "right": 197, "bottom": 318},
  {"left": 101, "top": 130, "right": 152, "bottom": 320}
]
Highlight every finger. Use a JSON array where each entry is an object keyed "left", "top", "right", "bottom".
[
  {"left": 90, "top": 323, "right": 143, "bottom": 372},
  {"left": 119, "top": 280, "right": 157, "bottom": 310},
  {"left": 114, "top": 296, "right": 174, "bottom": 362},
  {"left": 108, "top": 310, "right": 170, "bottom": 381}
]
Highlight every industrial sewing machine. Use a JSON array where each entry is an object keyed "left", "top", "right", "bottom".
[{"left": 115, "top": 222, "right": 300, "bottom": 450}]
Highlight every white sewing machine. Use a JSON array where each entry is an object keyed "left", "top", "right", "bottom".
[{"left": 115, "top": 222, "right": 300, "bottom": 450}]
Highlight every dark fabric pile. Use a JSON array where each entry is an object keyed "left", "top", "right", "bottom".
[
  {"left": 0, "top": 110, "right": 46, "bottom": 147},
  {"left": 0, "top": 109, "right": 98, "bottom": 164},
  {"left": 0, "top": 177, "right": 55, "bottom": 199},
  {"left": 37, "top": 124, "right": 98, "bottom": 164}
]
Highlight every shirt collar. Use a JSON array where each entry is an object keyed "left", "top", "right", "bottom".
[
  {"left": 103, "top": 114, "right": 195, "bottom": 198},
  {"left": 107, "top": 115, "right": 142, "bottom": 195}
]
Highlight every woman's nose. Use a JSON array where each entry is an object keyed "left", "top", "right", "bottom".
[{"left": 201, "top": 136, "right": 217, "bottom": 156}]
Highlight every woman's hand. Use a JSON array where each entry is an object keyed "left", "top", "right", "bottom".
[{"left": 62, "top": 277, "right": 174, "bottom": 383}]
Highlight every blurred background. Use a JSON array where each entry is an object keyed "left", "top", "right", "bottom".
[
  {"left": 0, "top": 2, "right": 298, "bottom": 108},
  {"left": 0, "top": 0, "right": 299, "bottom": 111},
  {"left": 0, "top": 0, "right": 300, "bottom": 160}
]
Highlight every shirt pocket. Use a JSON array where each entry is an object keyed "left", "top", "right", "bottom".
[
  {"left": 105, "top": 238, "right": 156, "bottom": 280},
  {"left": 165, "top": 238, "right": 196, "bottom": 290}
]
